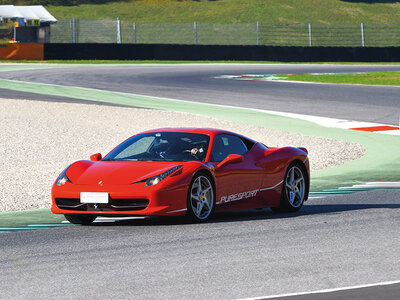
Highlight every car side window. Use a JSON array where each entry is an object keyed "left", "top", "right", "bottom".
[{"left": 211, "top": 134, "right": 248, "bottom": 162}]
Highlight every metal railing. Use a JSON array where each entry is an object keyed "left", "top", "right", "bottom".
[{"left": 49, "top": 19, "right": 400, "bottom": 47}]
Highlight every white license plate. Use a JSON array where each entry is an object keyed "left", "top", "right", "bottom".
[{"left": 80, "top": 192, "right": 109, "bottom": 204}]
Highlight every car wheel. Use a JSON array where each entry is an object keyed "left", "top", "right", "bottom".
[
  {"left": 187, "top": 173, "right": 214, "bottom": 222},
  {"left": 64, "top": 214, "right": 96, "bottom": 225},
  {"left": 271, "top": 162, "right": 307, "bottom": 213}
]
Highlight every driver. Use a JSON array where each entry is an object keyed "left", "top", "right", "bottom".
[{"left": 152, "top": 137, "right": 170, "bottom": 158}]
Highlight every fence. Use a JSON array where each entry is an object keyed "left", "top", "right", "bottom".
[{"left": 49, "top": 19, "right": 400, "bottom": 47}]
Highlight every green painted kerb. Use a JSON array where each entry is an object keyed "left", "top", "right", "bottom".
[
  {"left": 0, "top": 78, "right": 399, "bottom": 192},
  {"left": 0, "top": 208, "right": 65, "bottom": 228}
]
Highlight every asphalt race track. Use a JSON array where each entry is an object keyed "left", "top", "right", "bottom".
[
  {"left": 1, "top": 64, "right": 400, "bottom": 124},
  {"left": 1, "top": 64, "right": 400, "bottom": 299},
  {"left": 2, "top": 190, "right": 400, "bottom": 299}
]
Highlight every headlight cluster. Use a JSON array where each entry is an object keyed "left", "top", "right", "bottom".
[
  {"left": 145, "top": 165, "right": 182, "bottom": 187},
  {"left": 56, "top": 165, "right": 72, "bottom": 186}
]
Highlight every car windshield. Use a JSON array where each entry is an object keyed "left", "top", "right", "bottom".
[{"left": 103, "top": 132, "right": 210, "bottom": 162}]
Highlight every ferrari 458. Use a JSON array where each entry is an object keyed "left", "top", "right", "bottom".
[{"left": 51, "top": 128, "right": 309, "bottom": 224}]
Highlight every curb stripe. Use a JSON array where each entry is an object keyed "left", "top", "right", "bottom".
[{"left": 350, "top": 125, "right": 400, "bottom": 132}]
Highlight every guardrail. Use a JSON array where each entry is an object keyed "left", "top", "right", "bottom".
[
  {"left": 43, "top": 44, "right": 400, "bottom": 62},
  {"left": 49, "top": 19, "right": 400, "bottom": 47},
  {"left": 2, "top": 42, "right": 400, "bottom": 61}
]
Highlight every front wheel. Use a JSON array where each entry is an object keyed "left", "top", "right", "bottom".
[
  {"left": 271, "top": 162, "right": 307, "bottom": 213},
  {"left": 187, "top": 173, "right": 215, "bottom": 222},
  {"left": 64, "top": 214, "right": 96, "bottom": 225}
]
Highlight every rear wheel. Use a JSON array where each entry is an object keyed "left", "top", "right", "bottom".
[
  {"left": 187, "top": 173, "right": 214, "bottom": 222},
  {"left": 64, "top": 214, "right": 96, "bottom": 225},
  {"left": 271, "top": 162, "right": 307, "bottom": 213}
]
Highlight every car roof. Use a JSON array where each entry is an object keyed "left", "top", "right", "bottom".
[
  {"left": 136, "top": 128, "right": 257, "bottom": 144},
  {"left": 139, "top": 128, "right": 239, "bottom": 136}
]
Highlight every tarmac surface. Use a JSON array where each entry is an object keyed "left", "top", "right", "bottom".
[
  {"left": 0, "top": 64, "right": 400, "bottom": 124},
  {"left": 1, "top": 190, "right": 400, "bottom": 299}
]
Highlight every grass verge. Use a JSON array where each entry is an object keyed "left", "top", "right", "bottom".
[
  {"left": 279, "top": 71, "right": 400, "bottom": 86},
  {"left": 46, "top": 0, "right": 400, "bottom": 25}
]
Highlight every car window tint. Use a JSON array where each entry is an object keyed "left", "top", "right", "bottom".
[
  {"left": 115, "top": 136, "right": 155, "bottom": 159},
  {"left": 241, "top": 137, "right": 255, "bottom": 151},
  {"left": 104, "top": 132, "right": 210, "bottom": 162},
  {"left": 211, "top": 134, "right": 248, "bottom": 162}
]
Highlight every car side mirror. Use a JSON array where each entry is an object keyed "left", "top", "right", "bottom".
[
  {"left": 216, "top": 154, "right": 244, "bottom": 169},
  {"left": 90, "top": 153, "right": 102, "bottom": 161}
]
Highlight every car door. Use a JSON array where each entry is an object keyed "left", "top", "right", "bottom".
[{"left": 211, "top": 134, "right": 263, "bottom": 210}]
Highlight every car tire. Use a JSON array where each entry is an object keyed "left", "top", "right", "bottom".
[
  {"left": 186, "top": 173, "right": 215, "bottom": 222},
  {"left": 271, "top": 162, "right": 307, "bottom": 213},
  {"left": 64, "top": 214, "right": 96, "bottom": 225}
]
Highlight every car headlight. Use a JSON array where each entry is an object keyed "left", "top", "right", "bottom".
[
  {"left": 145, "top": 165, "right": 182, "bottom": 187},
  {"left": 56, "top": 165, "right": 72, "bottom": 186}
]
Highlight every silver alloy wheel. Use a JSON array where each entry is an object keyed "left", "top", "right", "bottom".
[
  {"left": 284, "top": 166, "right": 305, "bottom": 208},
  {"left": 190, "top": 175, "right": 214, "bottom": 220}
]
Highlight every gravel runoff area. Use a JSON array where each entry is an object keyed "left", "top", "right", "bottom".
[{"left": 0, "top": 98, "right": 365, "bottom": 212}]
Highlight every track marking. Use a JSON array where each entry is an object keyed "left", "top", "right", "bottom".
[
  {"left": 310, "top": 181, "right": 400, "bottom": 195},
  {"left": 350, "top": 125, "right": 399, "bottom": 132},
  {"left": 348, "top": 181, "right": 400, "bottom": 188},
  {"left": 237, "top": 280, "right": 400, "bottom": 300},
  {"left": 0, "top": 223, "right": 74, "bottom": 233}
]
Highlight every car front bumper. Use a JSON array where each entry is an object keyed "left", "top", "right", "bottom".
[{"left": 51, "top": 181, "right": 188, "bottom": 217}]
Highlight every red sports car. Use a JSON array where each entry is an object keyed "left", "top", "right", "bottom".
[{"left": 51, "top": 128, "right": 309, "bottom": 224}]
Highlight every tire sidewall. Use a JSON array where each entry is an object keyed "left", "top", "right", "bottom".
[
  {"left": 186, "top": 172, "right": 215, "bottom": 222},
  {"left": 281, "top": 162, "right": 307, "bottom": 212}
]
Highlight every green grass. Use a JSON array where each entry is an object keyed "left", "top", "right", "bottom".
[
  {"left": 46, "top": 0, "right": 400, "bottom": 24},
  {"left": 279, "top": 71, "right": 400, "bottom": 86},
  {"left": 45, "top": 1, "right": 400, "bottom": 46}
]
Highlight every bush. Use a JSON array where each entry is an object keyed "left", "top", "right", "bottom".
[{"left": 0, "top": 23, "right": 13, "bottom": 42}]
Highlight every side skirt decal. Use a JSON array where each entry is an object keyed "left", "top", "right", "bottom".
[
  {"left": 166, "top": 208, "right": 188, "bottom": 214},
  {"left": 259, "top": 180, "right": 283, "bottom": 192},
  {"left": 216, "top": 180, "right": 284, "bottom": 205}
]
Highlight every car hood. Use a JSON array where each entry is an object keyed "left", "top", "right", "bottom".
[{"left": 66, "top": 160, "right": 183, "bottom": 185}]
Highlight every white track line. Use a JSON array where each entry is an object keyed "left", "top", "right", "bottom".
[
  {"left": 237, "top": 280, "right": 400, "bottom": 300},
  {"left": 340, "top": 182, "right": 400, "bottom": 189}
]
